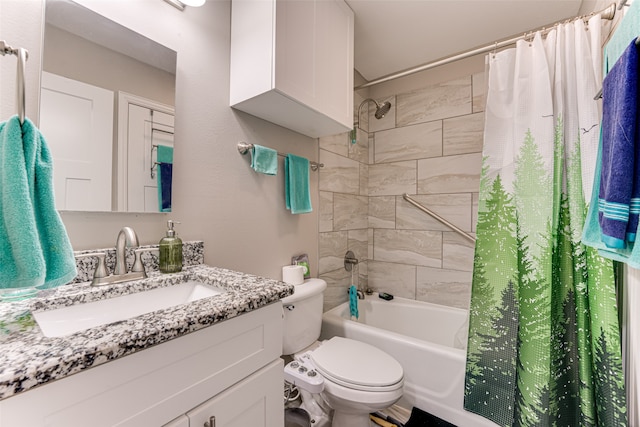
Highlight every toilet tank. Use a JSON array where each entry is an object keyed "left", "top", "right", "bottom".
[{"left": 281, "top": 278, "right": 327, "bottom": 355}]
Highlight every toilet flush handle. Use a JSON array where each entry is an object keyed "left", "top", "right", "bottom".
[
  {"left": 204, "top": 416, "right": 216, "bottom": 427},
  {"left": 284, "top": 304, "right": 295, "bottom": 311}
]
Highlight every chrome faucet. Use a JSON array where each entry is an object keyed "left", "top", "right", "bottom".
[
  {"left": 115, "top": 226, "right": 139, "bottom": 276},
  {"left": 91, "top": 227, "right": 147, "bottom": 286}
]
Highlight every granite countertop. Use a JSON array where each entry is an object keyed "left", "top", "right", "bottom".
[{"left": 0, "top": 265, "right": 293, "bottom": 401}]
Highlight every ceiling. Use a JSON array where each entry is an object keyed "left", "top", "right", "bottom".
[{"left": 344, "top": 0, "right": 597, "bottom": 82}]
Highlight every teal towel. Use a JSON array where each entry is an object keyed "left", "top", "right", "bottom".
[
  {"left": 349, "top": 285, "right": 359, "bottom": 319},
  {"left": 251, "top": 144, "right": 278, "bottom": 175},
  {"left": 156, "top": 145, "right": 173, "bottom": 212},
  {"left": 604, "top": 0, "right": 640, "bottom": 74},
  {"left": 284, "top": 154, "right": 312, "bottom": 214},
  {"left": 0, "top": 116, "right": 77, "bottom": 290}
]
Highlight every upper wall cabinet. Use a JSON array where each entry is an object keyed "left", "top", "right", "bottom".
[{"left": 230, "top": 0, "right": 354, "bottom": 138}]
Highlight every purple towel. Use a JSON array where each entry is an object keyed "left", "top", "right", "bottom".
[{"left": 598, "top": 39, "right": 640, "bottom": 248}]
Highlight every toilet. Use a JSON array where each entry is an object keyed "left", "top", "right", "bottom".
[{"left": 282, "top": 278, "right": 404, "bottom": 427}]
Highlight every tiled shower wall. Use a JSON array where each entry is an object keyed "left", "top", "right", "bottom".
[{"left": 318, "top": 73, "right": 485, "bottom": 312}]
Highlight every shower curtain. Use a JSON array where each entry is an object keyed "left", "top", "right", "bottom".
[{"left": 464, "top": 19, "right": 627, "bottom": 427}]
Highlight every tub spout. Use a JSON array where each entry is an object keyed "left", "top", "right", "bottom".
[{"left": 348, "top": 288, "right": 365, "bottom": 299}]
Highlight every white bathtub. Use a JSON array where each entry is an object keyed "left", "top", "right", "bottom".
[{"left": 321, "top": 294, "right": 498, "bottom": 427}]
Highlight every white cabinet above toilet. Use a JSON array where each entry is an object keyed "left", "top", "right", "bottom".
[{"left": 230, "top": 0, "right": 354, "bottom": 138}]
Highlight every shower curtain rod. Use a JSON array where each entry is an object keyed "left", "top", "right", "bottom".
[{"left": 354, "top": 3, "right": 617, "bottom": 90}]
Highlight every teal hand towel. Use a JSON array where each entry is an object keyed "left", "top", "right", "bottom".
[
  {"left": 251, "top": 144, "right": 278, "bottom": 175},
  {"left": 0, "top": 116, "right": 77, "bottom": 290},
  {"left": 156, "top": 145, "right": 173, "bottom": 212},
  {"left": 284, "top": 154, "right": 312, "bottom": 214},
  {"left": 349, "top": 285, "right": 359, "bottom": 319}
]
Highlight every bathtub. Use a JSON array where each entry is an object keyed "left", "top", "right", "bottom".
[{"left": 320, "top": 294, "right": 498, "bottom": 427}]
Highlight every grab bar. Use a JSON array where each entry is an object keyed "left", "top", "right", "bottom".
[
  {"left": 0, "top": 40, "right": 28, "bottom": 124},
  {"left": 402, "top": 193, "right": 476, "bottom": 243}
]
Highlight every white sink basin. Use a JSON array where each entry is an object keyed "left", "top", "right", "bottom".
[{"left": 33, "top": 281, "right": 225, "bottom": 337}]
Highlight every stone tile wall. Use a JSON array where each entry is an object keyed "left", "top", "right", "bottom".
[{"left": 318, "top": 74, "right": 485, "bottom": 312}]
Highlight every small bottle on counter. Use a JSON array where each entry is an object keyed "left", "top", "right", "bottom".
[{"left": 159, "top": 220, "right": 183, "bottom": 273}]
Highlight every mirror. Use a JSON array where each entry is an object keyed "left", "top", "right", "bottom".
[{"left": 40, "top": 0, "right": 177, "bottom": 213}]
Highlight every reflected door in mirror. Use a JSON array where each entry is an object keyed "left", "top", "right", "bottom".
[
  {"left": 123, "top": 103, "right": 174, "bottom": 212},
  {"left": 40, "top": 72, "right": 114, "bottom": 211}
]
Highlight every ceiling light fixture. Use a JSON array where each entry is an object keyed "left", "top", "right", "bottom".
[
  {"left": 163, "top": 0, "right": 205, "bottom": 11},
  {"left": 181, "top": 0, "right": 206, "bottom": 6},
  {"left": 163, "top": 0, "right": 185, "bottom": 11}
]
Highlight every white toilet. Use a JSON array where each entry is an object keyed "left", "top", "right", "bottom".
[{"left": 282, "top": 278, "right": 404, "bottom": 427}]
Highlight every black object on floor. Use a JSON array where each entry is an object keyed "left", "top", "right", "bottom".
[{"left": 404, "top": 407, "right": 457, "bottom": 427}]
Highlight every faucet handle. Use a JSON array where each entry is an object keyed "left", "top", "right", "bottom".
[
  {"left": 131, "top": 248, "right": 148, "bottom": 277},
  {"left": 93, "top": 253, "right": 108, "bottom": 279},
  {"left": 76, "top": 252, "right": 108, "bottom": 284}
]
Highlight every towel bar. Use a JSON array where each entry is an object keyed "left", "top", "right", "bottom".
[
  {"left": 0, "top": 40, "right": 28, "bottom": 124},
  {"left": 237, "top": 142, "right": 324, "bottom": 171}
]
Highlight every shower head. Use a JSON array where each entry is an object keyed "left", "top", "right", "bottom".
[
  {"left": 354, "top": 98, "right": 392, "bottom": 129},
  {"left": 374, "top": 101, "right": 391, "bottom": 119}
]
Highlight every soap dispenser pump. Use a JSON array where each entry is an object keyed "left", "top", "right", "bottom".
[{"left": 159, "top": 220, "right": 183, "bottom": 273}]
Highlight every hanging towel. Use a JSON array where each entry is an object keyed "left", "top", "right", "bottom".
[
  {"left": 250, "top": 144, "right": 278, "bottom": 175},
  {"left": 604, "top": 0, "right": 640, "bottom": 74},
  {"left": 156, "top": 145, "right": 173, "bottom": 212},
  {"left": 284, "top": 154, "right": 312, "bottom": 214},
  {"left": 348, "top": 285, "right": 359, "bottom": 319},
  {"left": 585, "top": 141, "right": 640, "bottom": 268},
  {"left": 597, "top": 39, "right": 640, "bottom": 248},
  {"left": 0, "top": 116, "right": 77, "bottom": 290},
  {"left": 582, "top": 12, "right": 640, "bottom": 265},
  {"left": 158, "top": 163, "right": 173, "bottom": 212}
]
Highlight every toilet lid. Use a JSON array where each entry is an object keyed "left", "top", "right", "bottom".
[{"left": 310, "top": 337, "right": 403, "bottom": 389}]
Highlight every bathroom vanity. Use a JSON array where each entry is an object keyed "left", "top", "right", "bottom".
[{"left": 0, "top": 263, "right": 292, "bottom": 427}]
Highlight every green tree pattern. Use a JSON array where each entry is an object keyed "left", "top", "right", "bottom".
[{"left": 465, "top": 122, "right": 627, "bottom": 427}]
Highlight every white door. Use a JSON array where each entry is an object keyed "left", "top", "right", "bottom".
[
  {"left": 39, "top": 72, "right": 114, "bottom": 211},
  {"left": 186, "top": 360, "right": 283, "bottom": 427},
  {"left": 124, "top": 105, "right": 174, "bottom": 212}
]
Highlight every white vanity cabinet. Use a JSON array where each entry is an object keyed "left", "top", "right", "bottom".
[
  {"left": 230, "top": 0, "right": 354, "bottom": 138},
  {"left": 163, "top": 360, "right": 282, "bottom": 427},
  {"left": 0, "top": 302, "right": 284, "bottom": 427},
  {"left": 185, "top": 360, "right": 282, "bottom": 427}
]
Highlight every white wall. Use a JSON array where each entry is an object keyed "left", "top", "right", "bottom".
[
  {"left": 43, "top": 25, "right": 176, "bottom": 106},
  {"left": 1, "top": 0, "right": 319, "bottom": 280}
]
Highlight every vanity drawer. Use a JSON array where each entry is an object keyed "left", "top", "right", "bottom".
[{"left": 0, "top": 302, "right": 283, "bottom": 427}]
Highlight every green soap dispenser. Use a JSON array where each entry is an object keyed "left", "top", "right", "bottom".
[{"left": 159, "top": 220, "right": 183, "bottom": 273}]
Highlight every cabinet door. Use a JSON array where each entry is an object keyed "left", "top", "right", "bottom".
[
  {"left": 274, "top": 0, "right": 316, "bottom": 107},
  {"left": 162, "top": 415, "right": 189, "bottom": 427},
  {"left": 187, "top": 359, "right": 283, "bottom": 427},
  {"left": 315, "top": 0, "right": 353, "bottom": 125}
]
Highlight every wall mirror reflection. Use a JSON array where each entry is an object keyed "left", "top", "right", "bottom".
[{"left": 40, "top": 0, "right": 177, "bottom": 213}]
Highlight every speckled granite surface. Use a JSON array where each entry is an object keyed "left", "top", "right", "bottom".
[
  {"left": 71, "top": 241, "right": 205, "bottom": 284},
  {"left": 0, "top": 264, "right": 293, "bottom": 401}
]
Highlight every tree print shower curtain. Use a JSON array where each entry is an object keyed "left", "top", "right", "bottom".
[{"left": 464, "top": 19, "right": 627, "bottom": 427}]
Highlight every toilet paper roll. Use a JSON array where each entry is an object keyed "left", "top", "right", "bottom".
[{"left": 282, "top": 265, "right": 305, "bottom": 285}]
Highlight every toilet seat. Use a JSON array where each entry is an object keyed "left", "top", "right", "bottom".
[{"left": 310, "top": 337, "right": 403, "bottom": 392}]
